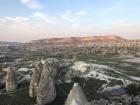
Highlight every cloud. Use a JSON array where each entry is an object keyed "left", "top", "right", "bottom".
[
  {"left": 76, "top": 11, "right": 87, "bottom": 16},
  {"left": 21, "top": 0, "right": 43, "bottom": 10},
  {"left": 98, "top": 0, "right": 123, "bottom": 17},
  {"left": 31, "top": 12, "right": 56, "bottom": 24},
  {"left": 95, "top": 21, "right": 140, "bottom": 39},
  {"left": 0, "top": 13, "right": 92, "bottom": 42},
  {"left": 1, "top": 17, "right": 30, "bottom": 22},
  {"left": 0, "top": 11, "right": 140, "bottom": 42},
  {"left": 98, "top": 5, "right": 119, "bottom": 17},
  {"left": 61, "top": 10, "right": 87, "bottom": 23},
  {"left": 0, "top": 13, "right": 57, "bottom": 42}
]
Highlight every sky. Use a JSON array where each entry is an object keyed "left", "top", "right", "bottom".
[{"left": 0, "top": 0, "right": 140, "bottom": 42}]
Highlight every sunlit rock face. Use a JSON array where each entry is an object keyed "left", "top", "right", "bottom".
[
  {"left": 29, "top": 61, "right": 43, "bottom": 97},
  {"left": 36, "top": 58, "right": 59, "bottom": 105},
  {"left": 65, "top": 83, "right": 88, "bottom": 105},
  {"left": 71, "top": 61, "right": 91, "bottom": 73},
  {"left": 5, "top": 67, "right": 17, "bottom": 92}
]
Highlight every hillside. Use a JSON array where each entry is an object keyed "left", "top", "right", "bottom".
[{"left": 28, "top": 35, "right": 127, "bottom": 46}]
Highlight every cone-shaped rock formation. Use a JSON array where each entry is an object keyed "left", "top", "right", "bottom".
[
  {"left": 29, "top": 61, "right": 43, "bottom": 97},
  {"left": 65, "top": 83, "right": 88, "bottom": 105},
  {"left": 37, "top": 60, "right": 57, "bottom": 105},
  {"left": 5, "top": 67, "right": 17, "bottom": 92}
]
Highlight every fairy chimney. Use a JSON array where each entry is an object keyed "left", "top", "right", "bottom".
[
  {"left": 5, "top": 67, "right": 17, "bottom": 92},
  {"left": 29, "top": 61, "right": 43, "bottom": 97},
  {"left": 36, "top": 58, "right": 59, "bottom": 105}
]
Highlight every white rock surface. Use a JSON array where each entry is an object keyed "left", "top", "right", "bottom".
[
  {"left": 65, "top": 83, "right": 88, "bottom": 105},
  {"left": 71, "top": 61, "right": 91, "bottom": 73}
]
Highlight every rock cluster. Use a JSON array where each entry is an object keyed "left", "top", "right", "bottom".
[
  {"left": 29, "top": 58, "right": 59, "bottom": 105},
  {"left": 5, "top": 67, "right": 17, "bottom": 92}
]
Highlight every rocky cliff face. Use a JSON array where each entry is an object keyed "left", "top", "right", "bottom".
[
  {"left": 5, "top": 67, "right": 17, "bottom": 92},
  {"left": 27, "top": 35, "right": 126, "bottom": 47}
]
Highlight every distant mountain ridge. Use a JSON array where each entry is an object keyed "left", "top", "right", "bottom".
[
  {"left": 28, "top": 35, "right": 127, "bottom": 46},
  {"left": 0, "top": 41, "right": 24, "bottom": 46}
]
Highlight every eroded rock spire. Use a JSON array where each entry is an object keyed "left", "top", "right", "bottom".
[
  {"left": 29, "top": 61, "right": 43, "bottom": 97},
  {"left": 5, "top": 66, "right": 17, "bottom": 92},
  {"left": 30, "top": 58, "right": 59, "bottom": 105},
  {"left": 36, "top": 59, "right": 59, "bottom": 105}
]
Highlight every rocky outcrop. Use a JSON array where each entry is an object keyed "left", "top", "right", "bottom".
[
  {"left": 29, "top": 58, "right": 59, "bottom": 105},
  {"left": 65, "top": 83, "right": 88, "bottom": 105},
  {"left": 36, "top": 59, "right": 59, "bottom": 105},
  {"left": 5, "top": 67, "right": 17, "bottom": 92},
  {"left": 29, "top": 61, "right": 43, "bottom": 97},
  {"left": 46, "top": 58, "right": 59, "bottom": 78},
  {"left": 37, "top": 62, "right": 56, "bottom": 105}
]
